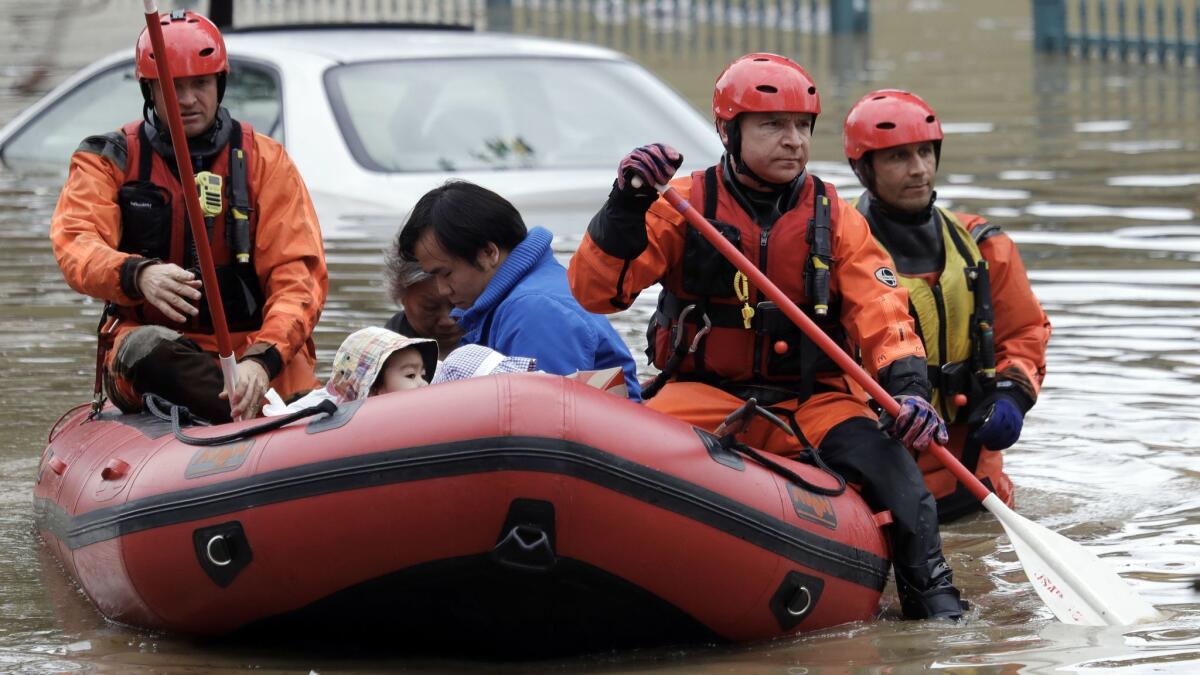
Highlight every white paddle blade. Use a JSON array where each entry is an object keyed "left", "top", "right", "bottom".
[{"left": 983, "top": 494, "right": 1161, "bottom": 626}]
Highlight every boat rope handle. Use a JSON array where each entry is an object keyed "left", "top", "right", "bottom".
[
  {"left": 143, "top": 393, "right": 338, "bottom": 446},
  {"left": 727, "top": 438, "right": 846, "bottom": 497},
  {"left": 761, "top": 404, "right": 848, "bottom": 497}
]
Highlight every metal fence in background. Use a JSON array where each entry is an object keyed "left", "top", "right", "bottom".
[
  {"left": 221, "top": 0, "right": 488, "bottom": 29},
  {"left": 208, "top": 0, "right": 871, "bottom": 80},
  {"left": 217, "top": 1, "right": 871, "bottom": 40},
  {"left": 501, "top": 0, "right": 865, "bottom": 61},
  {"left": 1033, "top": 0, "right": 1200, "bottom": 65}
]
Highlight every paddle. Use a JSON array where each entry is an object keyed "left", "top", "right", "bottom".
[
  {"left": 636, "top": 176, "right": 1161, "bottom": 626},
  {"left": 141, "top": 1, "right": 238, "bottom": 418}
]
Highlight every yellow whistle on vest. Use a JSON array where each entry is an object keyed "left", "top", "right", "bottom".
[
  {"left": 734, "top": 272, "right": 755, "bottom": 329},
  {"left": 741, "top": 304, "right": 755, "bottom": 329}
]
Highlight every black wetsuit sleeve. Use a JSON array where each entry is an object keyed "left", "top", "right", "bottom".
[
  {"left": 877, "top": 355, "right": 933, "bottom": 400},
  {"left": 586, "top": 182, "right": 656, "bottom": 261}
]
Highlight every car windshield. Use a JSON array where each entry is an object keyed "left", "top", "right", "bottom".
[{"left": 325, "top": 57, "right": 713, "bottom": 173}]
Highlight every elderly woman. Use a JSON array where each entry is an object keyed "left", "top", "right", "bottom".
[{"left": 383, "top": 245, "right": 464, "bottom": 358}]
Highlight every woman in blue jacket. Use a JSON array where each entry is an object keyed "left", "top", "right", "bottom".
[{"left": 397, "top": 181, "right": 642, "bottom": 401}]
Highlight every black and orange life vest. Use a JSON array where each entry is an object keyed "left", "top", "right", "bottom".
[
  {"left": 115, "top": 119, "right": 262, "bottom": 333},
  {"left": 648, "top": 166, "right": 847, "bottom": 400}
]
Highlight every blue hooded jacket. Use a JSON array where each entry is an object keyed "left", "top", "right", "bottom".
[{"left": 453, "top": 227, "right": 642, "bottom": 400}]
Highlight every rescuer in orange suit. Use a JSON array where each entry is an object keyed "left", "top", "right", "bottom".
[
  {"left": 50, "top": 10, "right": 327, "bottom": 422},
  {"left": 568, "top": 53, "right": 965, "bottom": 620},
  {"left": 843, "top": 89, "right": 1051, "bottom": 522}
]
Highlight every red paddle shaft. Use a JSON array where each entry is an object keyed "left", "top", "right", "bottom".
[
  {"left": 142, "top": 2, "right": 238, "bottom": 411},
  {"left": 659, "top": 186, "right": 991, "bottom": 502}
]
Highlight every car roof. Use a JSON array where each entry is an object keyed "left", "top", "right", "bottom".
[
  {"left": 223, "top": 25, "right": 630, "bottom": 64},
  {"left": 0, "top": 25, "right": 644, "bottom": 141}
]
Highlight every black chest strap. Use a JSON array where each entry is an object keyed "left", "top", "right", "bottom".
[
  {"left": 226, "top": 122, "right": 252, "bottom": 264},
  {"left": 703, "top": 165, "right": 719, "bottom": 219},
  {"left": 804, "top": 177, "right": 832, "bottom": 316},
  {"left": 136, "top": 123, "right": 154, "bottom": 181}
]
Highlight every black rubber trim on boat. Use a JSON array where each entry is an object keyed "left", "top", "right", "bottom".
[{"left": 33, "top": 436, "right": 890, "bottom": 591}]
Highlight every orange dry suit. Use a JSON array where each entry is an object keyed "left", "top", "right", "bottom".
[
  {"left": 50, "top": 111, "right": 328, "bottom": 404},
  {"left": 571, "top": 160, "right": 968, "bottom": 617},
  {"left": 855, "top": 192, "right": 1050, "bottom": 520},
  {"left": 569, "top": 163, "right": 931, "bottom": 454}
]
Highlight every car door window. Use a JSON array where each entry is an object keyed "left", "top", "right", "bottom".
[
  {"left": 1, "top": 63, "right": 139, "bottom": 170},
  {"left": 2, "top": 59, "right": 282, "bottom": 171},
  {"left": 224, "top": 60, "right": 283, "bottom": 143}
]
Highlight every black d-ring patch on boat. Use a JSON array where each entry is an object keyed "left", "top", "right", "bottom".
[
  {"left": 769, "top": 570, "right": 824, "bottom": 630},
  {"left": 193, "top": 520, "right": 253, "bottom": 587}
]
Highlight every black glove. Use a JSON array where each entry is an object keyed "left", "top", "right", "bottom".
[
  {"left": 967, "top": 391, "right": 1025, "bottom": 450},
  {"left": 587, "top": 143, "right": 683, "bottom": 261}
]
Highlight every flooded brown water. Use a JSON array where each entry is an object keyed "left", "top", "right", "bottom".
[{"left": 1, "top": 0, "right": 1198, "bottom": 672}]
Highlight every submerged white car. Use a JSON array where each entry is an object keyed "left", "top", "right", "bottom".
[{"left": 0, "top": 25, "right": 723, "bottom": 236}]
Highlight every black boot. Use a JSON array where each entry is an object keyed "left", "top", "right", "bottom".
[
  {"left": 895, "top": 559, "right": 966, "bottom": 620},
  {"left": 811, "top": 419, "right": 968, "bottom": 620}
]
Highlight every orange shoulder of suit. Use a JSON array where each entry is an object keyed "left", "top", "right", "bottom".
[
  {"left": 957, "top": 212, "right": 1050, "bottom": 396},
  {"left": 50, "top": 128, "right": 328, "bottom": 388},
  {"left": 567, "top": 172, "right": 926, "bottom": 379}
]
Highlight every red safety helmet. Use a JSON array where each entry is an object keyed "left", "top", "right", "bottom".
[
  {"left": 843, "top": 89, "right": 943, "bottom": 161},
  {"left": 712, "top": 53, "right": 821, "bottom": 122},
  {"left": 135, "top": 10, "right": 228, "bottom": 80}
]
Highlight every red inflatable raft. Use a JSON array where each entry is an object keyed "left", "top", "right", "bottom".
[{"left": 34, "top": 375, "right": 889, "bottom": 655}]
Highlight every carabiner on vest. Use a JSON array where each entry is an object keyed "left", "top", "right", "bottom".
[{"left": 641, "top": 303, "right": 712, "bottom": 400}]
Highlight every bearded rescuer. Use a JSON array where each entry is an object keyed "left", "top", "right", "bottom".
[
  {"left": 568, "top": 53, "right": 965, "bottom": 620},
  {"left": 843, "top": 90, "right": 1051, "bottom": 522},
  {"left": 50, "top": 11, "right": 327, "bottom": 422}
]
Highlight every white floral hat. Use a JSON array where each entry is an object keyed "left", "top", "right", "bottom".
[{"left": 328, "top": 327, "right": 438, "bottom": 402}]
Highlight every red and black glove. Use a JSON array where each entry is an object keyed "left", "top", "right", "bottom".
[
  {"left": 616, "top": 143, "right": 683, "bottom": 196},
  {"left": 883, "top": 395, "right": 949, "bottom": 452},
  {"left": 588, "top": 143, "right": 684, "bottom": 260}
]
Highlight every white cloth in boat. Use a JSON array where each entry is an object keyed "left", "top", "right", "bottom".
[{"left": 431, "top": 344, "right": 538, "bottom": 384}]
